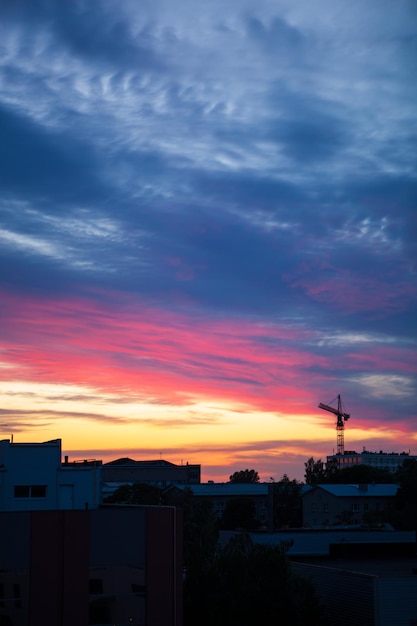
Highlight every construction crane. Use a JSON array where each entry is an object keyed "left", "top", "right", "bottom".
[{"left": 318, "top": 394, "right": 350, "bottom": 455}]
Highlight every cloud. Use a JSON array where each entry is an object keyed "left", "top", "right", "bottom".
[
  {"left": 0, "top": 0, "right": 415, "bottom": 476},
  {"left": 1, "top": 289, "right": 415, "bottom": 430},
  {"left": 0, "top": 407, "right": 126, "bottom": 424}
]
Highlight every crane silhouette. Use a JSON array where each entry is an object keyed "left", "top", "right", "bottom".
[{"left": 318, "top": 394, "right": 350, "bottom": 455}]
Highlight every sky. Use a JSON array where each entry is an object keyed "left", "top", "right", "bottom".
[{"left": 0, "top": 0, "right": 416, "bottom": 482}]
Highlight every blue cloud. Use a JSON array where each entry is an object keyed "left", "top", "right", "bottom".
[{"left": 0, "top": 0, "right": 415, "bottom": 439}]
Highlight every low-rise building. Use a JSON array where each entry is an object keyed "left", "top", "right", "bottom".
[
  {"left": 184, "top": 482, "right": 273, "bottom": 528},
  {"left": 0, "top": 438, "right": 101, "bottom": 511},
  {"left": 102, "top": 457, "right": 200, "bottom": 495},
  {"left": 302, "top": 483, "right": 398, "bottom": 528}
]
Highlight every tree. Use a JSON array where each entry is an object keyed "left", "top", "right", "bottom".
[
  {"left": 182, "top": 489, "right": 219, "bottom": 569},
  {"left": 184, "top": 533, "right": 326, "bottom": 626},
  {"left": 304, "top": 457, "right": 395, "bottom": 485},
  {"left": 220, "top": 496, "right": 259, "bottom": 531},
  {"left": 273, "top": 474, "right": 303, "bottom": 528},
  {"left": 304, "top": 457, "right": 325, "bottom": 485},
  {"left": 390, "top": 459, "right": 417, "bottom": 532},
  {"left": 331, "top": 464, "right": 394, "bottom": 484},
  {"left": 229, "top": 469, "right": 259, "bottom": 483},
  {"left": 103, "top": 482, "right": 161, "bottom": 505}
]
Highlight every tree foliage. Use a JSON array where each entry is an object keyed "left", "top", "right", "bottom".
[
  {"left": 220, "top": 496, "right": 259, "bottom": 531},
  {"left": 182, "top": 489, "right": 219, "bottom": 569},
  {"left": 229, "top": 469, "right": 259, "bottom": 483},
  {"left": 304, "top": 457, "right": 326, "bottom": 485},
  {"left": 103, "top": 482, "right": 161, "bottom": 505},
  {"left": 273, "top": 474, "right": 303, "bottom": 528},
  {"left": 391, "top": 459, "right": 417, "bottom": 531},
  {"left": 184, "top": 533, "right": 325, "bottom": 626},
  {"left": 304, "top": 457, "right": 396, "bottom": 485}
]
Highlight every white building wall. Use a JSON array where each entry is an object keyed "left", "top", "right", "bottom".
[
  {"left": 0, "top": 439, "right": 61, "bottom": 511},
  {"left": 0, "top": 439, "right": 101, "bottom": 511},
  {"left": 58, "top": 465, "right": 102, "bottom": 510}
]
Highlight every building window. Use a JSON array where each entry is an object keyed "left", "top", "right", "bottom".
[
  {"left": 89, "top": 579, "right": 103, "bottom": 594},
  {"left": 89, "top": 604, "right": 111, "bottom": 624},
  {"left": 363, "top": 503, "right": 369, "bottom": 512},
  {"left": 351, "top": 503, "right": 360, "bottom": 512},
  {"left": 14, "top": 485, "right": 30, "bottom": 498},
  {"left": 311, "top": 503, "right": 317, "bottom": 512},
  {"left": 13, "top": 583, "right": 21, "bottom": 609},
  {"left": 131, "top": 583, "right": 146, "bottom": 597},
  {"left": 31, "top": 485, "right": 47, "bottom": 498},
  {"left": 323, "top": 504, "right": 329, "bottom": 513},
  {"left": 14, "top": 485, "right": 47, "bottom": 498}
]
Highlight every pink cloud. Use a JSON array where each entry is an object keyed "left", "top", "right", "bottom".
[
  {"left": 0, "top": 289, "right": 415, "bottom": 439},
  {"left": 0, "top": 290, "right": 323, "bottom": 413},
  {"left": 285, "top": 267, "right": 417, "bottom": 315}
]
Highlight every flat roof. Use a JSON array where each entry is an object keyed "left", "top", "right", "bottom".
[{"left": 291, "top": 556, "right": 417, "bottom": 578}]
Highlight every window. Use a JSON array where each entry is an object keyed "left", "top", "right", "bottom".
[
  {"left": 132, "top": 583, "right": 146, "bottom": 597},
  {"left": 89, "top": 604, "right": 111, "bottom": 624},
  {"left": 13, "top": 583, "right": 21, "bottom": 609},
  {"left": 323, "top": 504, "right": 329, "bottom": 513},
  {"left": 351, "top": 503, "right": 360, "bottom": 512},
  {"left": 89, "top": 579, "right": 103, "bottom": 594},
  {"left": 363, "top": 503, "right": 369, "bottom": 512},
  {"left": 14, "top": 485, "right": 47, "bottom": 498},
  {"left": 311, "top": 503, "right": 317, "bottom": 512}
]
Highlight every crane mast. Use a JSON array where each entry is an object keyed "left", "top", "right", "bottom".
[{"left": 318, "top": 394, "right": 350, "bottom": 455}]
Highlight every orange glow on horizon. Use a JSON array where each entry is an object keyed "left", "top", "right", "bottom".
[{"left": 1, "top": 289, "right": 415, "bottom": 480}]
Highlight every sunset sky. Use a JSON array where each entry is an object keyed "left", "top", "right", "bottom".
[{"left": 0, "top": 0, "right": 416, "bottom": 481}]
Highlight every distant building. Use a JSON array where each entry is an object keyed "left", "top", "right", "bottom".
[
  {"left": 302, "top": 483, "right": 398, "bottom": 528},
  {"left": 102, "top": 457, "right": 200, "bottom": 496},
  {"left": 326, "top": 450, "right": 417, "bottom": 473},
  {"left": 0, "top": 438, "right": 102, "bottom": 511},
  {"left": 177, "top": 481, "right": 273, "bottom": 528},
  {"left": 0, "top": 505, "right": 183, "bottom": 626}
]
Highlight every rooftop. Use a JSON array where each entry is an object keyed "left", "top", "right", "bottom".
[
  {"left": 104, "top": 458, "right": 177, "bottom": 467},
  {"left": 188, "top": 482, "right": 270, "bottom": 496},
  {"left": 307, "top": 484, "right": 398, "bottom": 497}
]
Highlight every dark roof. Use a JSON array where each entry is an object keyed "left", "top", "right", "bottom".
[
  {"left": 104, "top": 458, "right": 176, "bottom": 467},
  {"left": 312, "top": 484, "right": 398, "bottom": 497},
  {"left": 104, "top": 457, "right": 136, "bottom": 466},
  {"left": 184, "top": 483, "right": 269, "bottom": 496},
  {"left": 292, "top": 556, "right": 417, "bottom": 578}
]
